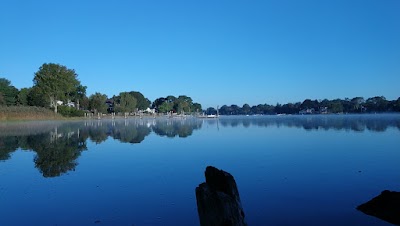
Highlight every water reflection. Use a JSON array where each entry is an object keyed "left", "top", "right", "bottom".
[
  {"left": 0, "top": 118, "right": 203, "bottom": 177},
  {"left": 216, "top": 114, "right": 400, "bottom": 132},
  {"left": 1, "top": 114, "right": 399, "bottom": 178}
]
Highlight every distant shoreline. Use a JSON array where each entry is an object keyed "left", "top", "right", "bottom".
[{"left": 2, "top": 106, "right": 400, "bottom": 122}]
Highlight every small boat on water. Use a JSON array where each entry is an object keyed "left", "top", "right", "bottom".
[
  {"left": 198, "top": 114, "right": 219, "bottom": 118},
  {"left": 197, "top": 106, "right": 219, "bottom": 118}
]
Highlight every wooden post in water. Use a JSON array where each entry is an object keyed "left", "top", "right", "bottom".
[{"left": 196, "top": 166, "right": 247, "bottom": 226}]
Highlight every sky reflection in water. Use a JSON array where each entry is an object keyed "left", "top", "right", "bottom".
[{"left": 0, "top": 114, "right": 399, "bottom": 225}]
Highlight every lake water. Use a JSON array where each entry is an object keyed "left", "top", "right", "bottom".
[{"left": 1, "top": 114, "right": 399, "bottom": 226}]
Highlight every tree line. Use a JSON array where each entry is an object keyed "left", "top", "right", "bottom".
[
  {"left": 0, "top": 63, "right": 202, "bottom": 117},
  {"left": 2, "top": 62, "right": 399, "bottom": 116},
  {"left": 208, "top": 96, "right": 400, "bottom": 115}
]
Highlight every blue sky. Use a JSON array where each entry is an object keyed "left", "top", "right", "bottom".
[{"left": 1, "top": 0, "right": 399, "bottom": 108}]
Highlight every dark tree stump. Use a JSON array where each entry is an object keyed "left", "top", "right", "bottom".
[
  {"left": 357, "top": 190, "right": 400, "bottom": 225},
  {"left": 196, "top": 166, "right": 247, "bottom": 226}
]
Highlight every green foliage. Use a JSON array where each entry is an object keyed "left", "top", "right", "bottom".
[
  {"left": 329, "top": 99, "right": 344, "bottom": 113},
  {"left": 17, "top": 88, "right": 31, "bottom": 106},
  {"left": 192, "top": 103, "right": 202, "bottom": 112},
  {"left": 174, "top": 95, "right": 193, "bottom": 113},
  {"left": 80, "top": 96, "right": 90, "bottom": 110},
  {"left": 152, "top": 95, "right": 201, "bottom": 113},
  {"left": 33, "top": 63, "right": 83, "bottom": 113},
  {"left": 158, "top": 101, "right": 173, "bottom": 113},
  {"left": 69, "top": 85, "right": 87, "bottom": 110},
  {"left": 27, "top": 86, "right": 49, "bottom": 107},
  {"left": 0, "top": 92, "right": 4, "bottom": 105},
  {"left": 57, "top": 105, "right": 85, "bottom": 117},
  {"left": 0, "top": 78, "right": 18, "bottom": 106},
  {"left": 114, "top": 92, "right": 137, "bottom": 113},
  {"left": 89, "top": 92, "right": 108, "bottom": 114},
  {"left": 129, "top": 91, "right": 150, "bottom": 110},
  {"left": 365, "top": 96, "right": 388, "bottom": 112},
  {"left": 396, "top": 98, "right": 400, "bottom": 112}
]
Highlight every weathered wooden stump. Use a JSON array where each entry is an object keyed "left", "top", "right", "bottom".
[
  {"left": 196, "top": 166, "right": 247, "bottom": 226},
  {"left": 357, "top": 190, "right": 400, "bottom": 225}
]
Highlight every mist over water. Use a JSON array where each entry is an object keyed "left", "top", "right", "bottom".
[{"left": 1, "top": 114, "right": 399, "bottom": 225}]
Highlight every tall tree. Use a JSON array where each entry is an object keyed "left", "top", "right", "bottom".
[
  {"left": 350, "top": 97, "right": 365, "bottom": 112},
  {"left": 129, "top": 91, "right": 150, "bottom": 110},
  {"left": 365, "top": 96, "right": 388, "bottom": 112},
  {"left": 174, "top": 95, "right": 193, "bottom": 113},
  {"left": 27, "top": 86, "right": 49, "bottom": 107},
  {"left": 17, "top": 88, "right": 31, "bottom": 106},
  {"left": 329, "top": 99, "right": 344, "bottom": 113},
  {"left": 115, "top": 92, "right": 137, "bottom": 113},
  {"left": 0, "top": 93, "right": 4, "bottom": 105},
  {"left": 158, "top": 101, "right": 173, "bottom": 113},
  {"left": 192, "top": 103, "right": 202, "bottom": 112},
  {"left": 242, "top": 104, "right": 251, "bottom": 115},
  {"left": 0, "top": 78, "right": 18, "bottom": 106},
  {"left": 395, "top": 98, "right": 400, "bottom": 112},
  {"left": 152, "top": 97, "right": 166, "bottom": 110},
  {"left": 69, "top": 85, "right": 87, "bottom": 110},
  {"left": 33, "top": 63, "right": 82, "bottom": 113},
  {"left": 89, "top": 93, "right": 108, "bottom": 114}
]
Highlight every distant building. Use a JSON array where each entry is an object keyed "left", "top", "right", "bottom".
[
  {"left": 145, "top": 108, "right": 156, "bottom": 114},
  {"left": 299, "top": 108, "right": 315, "bottom": 114},
  {"left": 66, "top": 101, "right": 75, "bottom": 108},
  {"left": 106, "top": 99, "right": 114, "bottom": 112}
]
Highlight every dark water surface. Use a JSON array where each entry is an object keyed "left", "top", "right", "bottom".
[{"left": 1, "top": 114, "right": 399, "bottom": 225}]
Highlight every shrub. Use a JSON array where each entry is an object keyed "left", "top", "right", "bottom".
[{"left": 57, "top": 106, "right": 85, "bottom": 117}]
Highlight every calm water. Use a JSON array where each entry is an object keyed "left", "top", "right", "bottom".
[{"left": 1, "top": 114, "right": 400, "bottom": 226}]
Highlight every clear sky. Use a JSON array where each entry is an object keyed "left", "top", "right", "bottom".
[{"left": 1, "top": 0, "right": 399, "bottom": 108}]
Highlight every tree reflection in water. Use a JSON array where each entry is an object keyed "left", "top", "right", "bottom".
[
  {"left": 0, "top": 114, "right": 399, "bottom": 178},
  {"left": 0, "top": 118, "right": 203, "bottom": 177}
]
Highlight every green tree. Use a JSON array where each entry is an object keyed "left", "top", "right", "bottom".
[
  {"left": 129, "top": 91, "right": 150, "bottom": 110},
  {"left": 80, "top": 95, "right": 90, "bottom": 110},
  {"left": 329, "top": 99, "right": 344, "bottom": 113},
  {"left": 17, "top": 88, "right": 31, "bottom": 106},
  {"left": 0, "top": 78, "right": 18, "bottom": 106},
  {"left": 152, "top": 97, "right": 166, "bottom": 110},
  {"left": 89, "top": 92, "right": 108, "bottom": 114},
  {"left": 33, "top": 63, "right": 82, "bottom": 113},
  {"left": 69, "top": 85, "right": 87, "bottom": 110},
  {"left": 174, "top": 95, "right": 193, "bottom": 113},
  {"left": 365, "top": 96, "right": 388, "bottom": 112},
  {"left": 242, "top": 104, "right": 251, "bottom": 115},
  {"left": 395, "top": 98, "right": 400, "bottom": 112},
  {"left": 115, "top": 92, "right": 137, "bottom": 113},
  {"left": 300, "top": 99, "right": 319, "bottom": 110},
  {"left": 192, "top": 103, "right": 202, "bottom": 112},
  {"left": 0, "top": 93, "right": 4, "bottom": 105},
  {"left": 27, "top": 86, "right": 49, "bottom": 107},
  {"left": 350, "top": 97, "right": 365, "bottom": 112},
  {"left": 158, "top": 101, "right": 173, "bottom": 113}
]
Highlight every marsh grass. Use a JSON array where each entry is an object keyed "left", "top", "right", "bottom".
[{"left": 0, "top": 106, "right": 64, "bottom": 121}]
